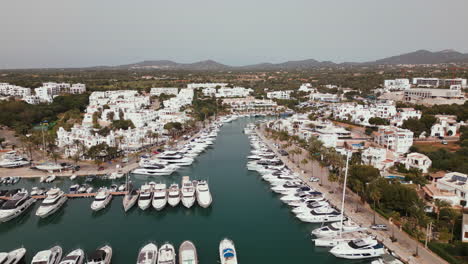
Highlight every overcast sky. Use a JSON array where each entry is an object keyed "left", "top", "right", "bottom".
[{"left": 1, "top": 0, "right": 467, "bottom": 69}]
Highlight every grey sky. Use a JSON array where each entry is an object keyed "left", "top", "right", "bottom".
[{"left": 1, "top": 0, "right": 467, "bottom": 69}]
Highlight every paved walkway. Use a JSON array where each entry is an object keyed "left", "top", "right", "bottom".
[{"left": 256, "top": 127, "right": 447, "bottom": 264}]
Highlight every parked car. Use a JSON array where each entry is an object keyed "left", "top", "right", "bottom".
[
  {"left": 370, "top": 224, "right": 388, "bottom": 231},
  {"left": 279, "top": 150, "right": 289, "bottom": 156},
  {"left": 309, "top": 177, "right": 319, "bottom": 182},
  {"left": 122, "top": 157, "right": 129, "bottom": 163},
  {"left": 441, "top": 140, "right": 448, "bottom": 145},
  {"left": 98, "top": 166, "right": 105, "bottom": 171}
]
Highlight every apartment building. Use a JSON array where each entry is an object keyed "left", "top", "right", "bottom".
[{"left": 374, "top": 126, "right": 414, "bottom": 154}]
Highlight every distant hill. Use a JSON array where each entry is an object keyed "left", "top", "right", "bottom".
[
  {"left": 370, "top": 49, "right": 468, "bottom": 65},
  {"left": 109, "top": 49, "right": 468, "bottom": 71}
]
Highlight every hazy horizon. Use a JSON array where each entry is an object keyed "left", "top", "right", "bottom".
[{"left": 1, "top": 0, "right": 468, "bottom": 69}]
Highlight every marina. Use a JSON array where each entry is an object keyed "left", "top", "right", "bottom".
[{"left": 1, "top": 117, "right": 381, "bottom": 263}]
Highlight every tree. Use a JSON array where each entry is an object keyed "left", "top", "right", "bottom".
[
  {"left": 434, "top": 199, "right": 451, "bottom": 221},
  {"left": 111, "top": 120, "right": 135, "bottom": 130},
  {"left": 368, "top": 117, "right": 389, "bottom": 126},
  {"left": 106, "top": 111, "right": 115, "bottom": 122}
]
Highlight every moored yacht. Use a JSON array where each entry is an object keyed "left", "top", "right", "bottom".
[
  {"left": 157, "top": 243, "right": 175, "bottom": 264},
  {"left": 36, "top": 188, "right": 68, "bottom": 218},
  {"left": 86, "top": 246, "right": 112, "bottom": 264},
  {"left": 91, "top": 188, "right": 112, "bottom": 211},
  {"left": 152, "top": 183, "right": 167, "bottom": 211},
  {"left": 138, "top": 183, "right": 153, "bottom": 210},
  {"left": 0, "top": 248, "right": 26, "bottom": 264},
  {"left": 330, "top": 237, "right": 385, "bottom": 259},
  {"left": 136, "top": 243, "right": 158, "bottom": 264},
  {"left": 314, "top": 232, "right": 370, "bottom": 248},
  {"left": 195, "top": 180, "right": 212, "bottom": 208},
  {"left": 219, "top": 238, "right": 237, "bottom": 264},
  {"left": 157, "top": 152, "right": 194, "bottom": 166},
  {"left": 0, "top": 190, "right": 35, "bottom": 222},
  {"left": 167, "top": 184, "right": 180, "bottom": 207},
  {"left": 59, "top": 249, "right": 85, "bottom": 264},
  {"left": 31, "top": 246, "right": 62, "bottom": 264},
  {"left": 179, "top": 241, "right": 198, "bottom": 264},
  {"left": 181, "top": 176, "right": 195, "bottom": 208},
  {"left": 296, "top": 207, "right": 343, "bottom": 223},
  {"left": 311, "top": 220, "right": 366, "bottom": 238},
  {"left": 133, "top": 162, "right": 179, "bottom": 176}
]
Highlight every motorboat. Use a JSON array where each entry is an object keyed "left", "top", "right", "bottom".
[
  {"left": 311, "top": 220, "right": 367, "bottom": 238},
  {"left": 91, "top": 188, "right": 112, "bottom": 211},
  {"left": 195, "top": 180, "right": 212, "bottom": 208},
  {"left": 271, "top": 181, "right": 305, "bottom": 194},
  {"left": 31, "top": 246, "right": 62, "bottom": 264},
  {"left": 70, "top": 174, "right": 77, "bottom": 181},
  {"left": 280, "top": 191, "right": 324, "bottom": 204},
  {"left": 157, "top": 152, "right": 194, "bottom": 166},
  {"left": 314, "top": 232, "right": 370, "bottom": 247},
  {"left": 179, "top": 241, "right": 198, "bottom": 264},
  {"left": 45, "top": 175, "right": 56, "bottom": 183},
  {"left": 157, "top": 243, "right": 175, "bottom": 264},
  {"left": 138, "top": 183, "right": 153, "bottom": 210},
  {"left": 152, "top": 183, "right": 167, "bottom": 211},
  {"left": 86, "top": 187, "right": 94, "bottom": 194},
  {"left": 0, "top": 248, "right": 26, "bottom": 264},
  {"left": 86, "top": 246, "right": 112, "bottom": 264},
  {"left": 0, "top": 159, "right": 29, "bottom": 168},
  {"left": 296, "top": 207, "right": 343, "bottom": 223},
  {"left": 0, "top": 190, "right": 35, "bottom": 222},
  {"left": 219, "top": 238, "right": 237, "bottom": 264},
  {"left": 36, "top": 188, "right": 68, "bottom": 218},
  {"left": 59, "top": 249, "right": 85, "bottom": 264},
  {"left": 133, "top": 163, "right": 179, "bottom": 176},
  {"left": 290, "top": 201, "right": 330, "bottom": 214},
  {"left": 136, "top": 243, "right": 158, "bottom": 264},
  {"left": 78, "top": 185, "right": 87, "bottom": 194},
  {"left": 330, "top": 237, "right": 385, "bottom": 259},
  {"left": 167, "top": 183, "right": 180, "bottom": 207},
  {"left": 31, "top": 187, "right": 46, "bottom": 196},
  {"left": 181, "top": 176, "right": 196, "bottom": 208},
  {"left": 107, "top": 170, "right": 124, "bottom": 179},
  {"left": 118, "top": 184, "right": 126, "bottom": 192}
]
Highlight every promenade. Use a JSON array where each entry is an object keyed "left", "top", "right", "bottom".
[{"left": 256, "top": 127, "right": 447, "bottom": 264}]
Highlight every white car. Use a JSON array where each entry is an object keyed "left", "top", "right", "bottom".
[
  {"left": 309, "top": 177, "right": 319, "bottom": 182},
  {"left": 370, "top": 224, "right": 388, "bottom": 231}
]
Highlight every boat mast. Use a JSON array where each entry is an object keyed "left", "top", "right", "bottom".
[{"left": 338, "top": 151, "right": 351, "bottom": 238}]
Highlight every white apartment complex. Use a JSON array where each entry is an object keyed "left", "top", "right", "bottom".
[
  {"left": 150, "top": 87, "right": 179, "bottom": 96},
  {"left": 374, "top": 126, "right": 414, "bottom": 154},
  {"left": 384, "top": 79, "right": 411, "bottom": 90},
  {"left": 266, "top": 90, "right": 293, "bottom": 100}
]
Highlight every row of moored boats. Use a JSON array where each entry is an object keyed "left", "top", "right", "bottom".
[
  {"left": 247, "top": 126, "right": 402, "bottom": 263},
  {"left": 1, "top": 238, "right": 237, "bottom": 264}
]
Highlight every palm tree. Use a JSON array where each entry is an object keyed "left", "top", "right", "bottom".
[
  {"left": 434, "top": 199, "right": 450, "bottom": 221},
  {"left": 369, "top": 187, "right": 382, "bottom": 224},
  {"left": 50, "top": 151, "right": 61, "bottom": 164}
]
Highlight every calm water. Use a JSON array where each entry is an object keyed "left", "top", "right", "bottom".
[{"left": 0, "top": 118, "right": 369, "bottom": 263}]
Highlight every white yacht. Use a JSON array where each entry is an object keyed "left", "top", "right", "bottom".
[
  {"left": 31, "top": 246, "right": 62, "bottom": 264},
  {"left": 314, "top": 232, "right": 370, "bottom": 248},
  {"left": 90, "top": 188, "right": 112, "bottom": 211},
  {"left": 195, "top": 180, "right": 212, "bottom": 208},
  {"left": 36, "top": 188, "right": 68, "bottom": 218},
  {"left": 86, "top": 246, "right": 112, "bottom": 264},
  {"left": 290, "top": 201, "right": 330, "bottom": 214},
  {"left": 138, "top": 183, "right": 153, "bottom": 210},
  {"left": 271, "top": 181, "right": 305, "bottom": 194},
  {"left": 0, "top": 190, "right": 35, "bottom": 222},
  {"left": 280, "top": 191, "right": 324, "bottom": 203},
  {"left": 157, "top": 243, "right": 175, "bottom": 264},
  {"left": 167, "top": 184, "right": 180, "bottom": 207},
  {"left": 35, "top": 163, "right": 64, "bottom": 172},
  {"left": 179, "top": 241, "right": 198, "bottom": 264},
  {"left": 152, "top": 183, "right": 167, "bottom": 211},
  {"left": 330, "top": 237, "right": 385, "bottom": 259},
  {"left": 296, "top": 207, "right": 343, "bottom": 223},
  {"left": 0, "top": 248, "right": 26, "bottom": 264},
  {"left": 311, "top": 220, "right": 366, "bottom": 238},
  {"left": 181, "top": 176, "right": 196, "bottom": 208},
  {"left": 59, "top": 249, "right": 85, "bottom": 264},
  {"left": 136, "top": 243, "right": 158, "bottom": 264},
  {"left": 133, "top": 163, "right": 179, "bottom": 176},
  {"left": 219, "top": 238, "right": 237, "bottom": 264},
  {"left": 157, "top": 152, "right": 194, "bottom": 166}
]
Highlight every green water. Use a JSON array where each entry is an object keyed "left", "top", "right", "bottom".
[{"left": 0, "top": 118, "right": 368, "bottom": 263}]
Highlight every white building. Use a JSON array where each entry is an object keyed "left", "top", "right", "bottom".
[
  {"left": 0, "top": 83, "right": 31, "bottom": 98},
  {"left": 430, "top": 115, "right": 459, "bottom": 137},
  {"left": 361, "top": 147, "right": 388, "bottom": 170},
  {"left": 150, "top": 87, "right": 178, "bottom": 96},
  {"left": 436, "top": 172, "right": 467, "bottom": 207},
  {"left": 267, "top": 90, "right": 293, "bottom": 100},
  {"left": 70, "top": 83, "right": 86, "bottom": 94},
  {"left": 384, "top": 79, "right": 411, "bottom": 90},
  {"left": 374, "top": 126, "right": 414, "bottom": 154},
  {"left": 215, "top": 87, "right": 253, "bottom": 98},
  {"left": 405, "top": 152, "right": 432, "bottom": 173},
  {"left": 298, "top": 83, "right": 316, "bottom": 93},
  {"left": 222, "top": 97, "right": 278, "bottom": 112},
  {"left": 391, "top": 108, "right": 422, "bottom": 127}
]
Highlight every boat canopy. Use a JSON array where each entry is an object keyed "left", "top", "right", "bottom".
[{"left": 222, "top": 248, "right": 235, "bottom": 258}]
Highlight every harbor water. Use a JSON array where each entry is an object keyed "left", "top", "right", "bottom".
[{"left": 0, "top": 118, "right": 368, "bottom": 263}]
